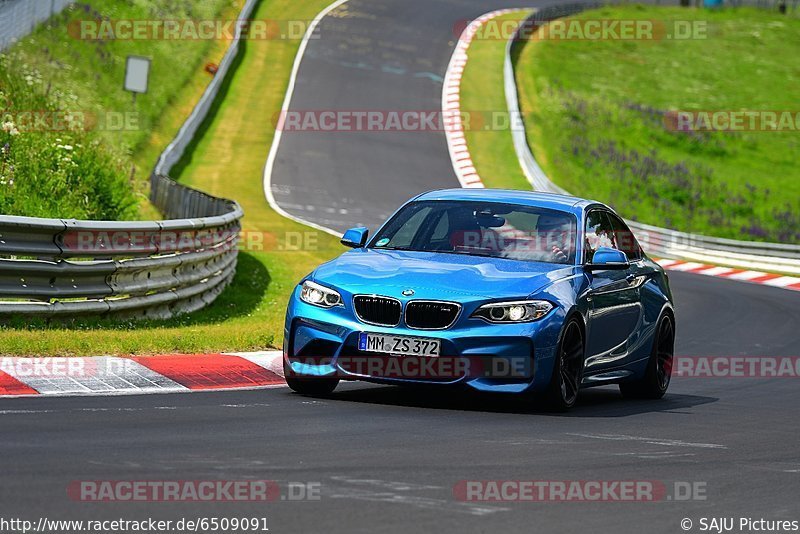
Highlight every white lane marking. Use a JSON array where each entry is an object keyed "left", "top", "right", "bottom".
[
  {"left": 2, "top": 357, "right": 187, "bottom": 395},
  {"left": 658, "top": 260, "right": 800, "bottom": 291},
  {"left": 614, "top": 451, "right": 697, "bottom": 459},
  {"left": 328, "top": 477, "right": 508, "bottom": 516},
  {"left": 0, "top": 407, "right": 171, "bottom": 415},
  {"left": 226, "top": 351, "right": 285, "bottom": 378},
  {"left": 763, "top": 276, "right": 800, "bottom": 287},
  {"left": 569, "top": 433, "right": 726, "bottom": 449},
  {"left": 654, "top": 259, "right": 680, "bottom": 268},
  {"left": 219, "top": 403, "right": 273, "bottom": 408},
  {"left": 0, "top": 403, "right": 275, "bottom": 415},
  {"left": 331, "top": 477, "right": 441, "bottom": 491},
  {"left": 0, "top": 351, "right": 290, "bottom": 399},
  {"left": 695, "top": 266, "right": 735, "bottom": 276},
  {"left": 666, "top": 261, "right": 706, "bottom": 272},
  {"left": 262, "top": 0, "right": 352, "bottom": 237},
  {"left": 483, "top": 438, "right": 581, "bottom": 446},
  {"left": 0, "top": 383, "right": 288, "bottom": 400},
  {"left": 329, "top": 489, "right": 507, "bottom": 516},
  {"left": 726, "top": 270, "right": 769, "bottom": 280},
  {"left": 0, "top": 409, "right": 56, "bottom": 415}
]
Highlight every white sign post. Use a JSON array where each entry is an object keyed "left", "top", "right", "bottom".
[{"left": 124, "top": 55, "right": 151, "bottom": 105}]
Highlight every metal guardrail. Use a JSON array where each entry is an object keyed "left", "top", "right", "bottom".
[
  {"left": 504, "top": 3, "right": 800, "bottom": 274},
  {"left": 0, "top": 177, "right": 243, "bottom": 318},
  {"left": 0, "top": 0, "right": 258, "bottom": 318}
]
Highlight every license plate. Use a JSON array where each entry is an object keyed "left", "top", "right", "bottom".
[{"left": 358, "top": 332, "right": 440, "bottom": 357}]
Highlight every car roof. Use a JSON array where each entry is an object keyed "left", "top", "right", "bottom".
[{"left": 413, "top": 188, "right": 601, "bottom": 213}]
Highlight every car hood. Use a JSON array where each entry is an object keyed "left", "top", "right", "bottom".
[{"left": 311, "top": 249, "right": 576, "bottom": 300}]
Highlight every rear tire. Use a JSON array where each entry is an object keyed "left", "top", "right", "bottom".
[
  {"left": 283, "top": 359, "right": 339, "bottom": 395},
  {"left": 539, "top": 319, "right": 584, "bottom": 412},
  {"left": 619, "top": 313, "right": 675, "bottom": 400}
]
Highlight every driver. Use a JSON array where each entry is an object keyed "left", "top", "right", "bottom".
[{"left": 536, "top": 214, "right": 573, "bottom": 262}]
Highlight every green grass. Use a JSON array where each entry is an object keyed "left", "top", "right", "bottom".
[
  {"left": 460, "top": 10, "right": 532, "bottom": 191},
  {"left": 0, "top": 0, "right": 339, "bottom": 356},
  {"left": 0, "top": 62, "right": 137, "bottom": 220},
  {"left": 514, "top": 5, "right": 800, "bottom": 242},
  {"left": 6, "top": 0, "right": 238, "bottom": 217}
]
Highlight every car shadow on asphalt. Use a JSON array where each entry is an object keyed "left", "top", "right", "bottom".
[{"left": 304, "top": 382, "right": 718, "bottom": 418}]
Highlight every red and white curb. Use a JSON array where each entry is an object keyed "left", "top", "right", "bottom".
[
  {"left": 654, "top": 259, "right": 800, "bottom": 292},
  {"left": 443, "top": 8, "right": 523, "bottom": 189},
  {"left": 0, "top": 351, "right": 285, "bottom": 398},
  {"left": 4, "top": 259, "right": 796, "bottom": 398}
]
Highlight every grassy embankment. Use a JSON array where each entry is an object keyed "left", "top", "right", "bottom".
[
  {"left": 463, "top": 6, "right": 800, "bottom": 243},
  {"left": 0, "top": 0, "right": 339, "bottom": 355},
  {"left": 1, "top": 0, "right": 239, "bottom": 218}
]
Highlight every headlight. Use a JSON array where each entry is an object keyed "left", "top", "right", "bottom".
[
  {"left": 300, "top": 280, "right": 343, "bottom": 308},
  {"left": 471, "top": 300, "right": 553, "bottom": 323}
]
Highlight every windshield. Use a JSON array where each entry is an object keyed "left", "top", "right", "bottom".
[{"left": 369, "top": 200, "right": 577, "bottom": 264}]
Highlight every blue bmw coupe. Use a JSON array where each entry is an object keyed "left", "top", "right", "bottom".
[{"left": 283, "top": 189, "right": 675, "bottom": 410}]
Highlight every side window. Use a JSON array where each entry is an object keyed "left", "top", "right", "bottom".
[
  {"left": 584, "top": 210, "right": 617, "bottom": 262},
  {"left": 606, "top": 213, "right": 642, "bottom": 260}
]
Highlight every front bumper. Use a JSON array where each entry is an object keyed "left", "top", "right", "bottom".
[{"left": 284, "top": 287, "right": 565, "bottom": 393}]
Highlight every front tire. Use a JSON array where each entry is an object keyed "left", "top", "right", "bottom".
[
  {"left": 283, "top": 359, "right": 339, "bottom": 395},
  {"left": 539, "top": 319, "right": 584, "bottom": 412},
  {"left": 620, "top": 313, "right": 675, "bottom": 400}
]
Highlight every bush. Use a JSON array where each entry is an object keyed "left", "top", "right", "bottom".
[
  {"left": 0, "top": 54, "right": 137, "bottom": 220},
  {"left": 0, "top": 0, "right": 233, "bottom": 220}
]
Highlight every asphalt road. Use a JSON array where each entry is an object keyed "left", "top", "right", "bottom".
[
  {"left": 269, "top": 0, "right": 530, "bottom": 232},
  {"left": 2, "top": 280, "right": 800, "bottom": 532},
  {"left": 2, "top": 1, "right": 799, "bottom": 533}
]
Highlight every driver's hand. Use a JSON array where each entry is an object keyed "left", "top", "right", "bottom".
[{"left": 552, "top": 245, "right": 567, "bottom": 262}]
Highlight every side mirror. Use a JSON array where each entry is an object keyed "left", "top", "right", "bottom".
[
  {"left": 585, "top": 247, "right": 630, "bottom": 271},
  {"left": 341, "top": 227, "right": 369, "bottom": 248}
]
